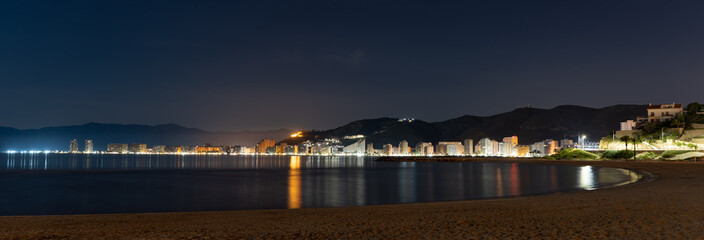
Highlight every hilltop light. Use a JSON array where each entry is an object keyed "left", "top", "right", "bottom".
[{"left": 291, "top": 131, "right": 303, "bottom": 138}]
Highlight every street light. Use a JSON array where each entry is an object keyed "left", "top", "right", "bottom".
[{"left": 581, "top": 135, "right": 587, "bottom": 150}]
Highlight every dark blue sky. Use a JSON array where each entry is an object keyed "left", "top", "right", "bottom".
[{"left": 2, "top": 0, "right": 703, "bottom": 131}]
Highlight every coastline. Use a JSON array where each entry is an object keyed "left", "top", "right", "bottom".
[{"left": 2, "top": 159, "right": 703, "bottom": 239}]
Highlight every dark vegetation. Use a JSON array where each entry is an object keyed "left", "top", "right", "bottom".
[{"left": 280, "top": 105, "right": 646, "bottom": 146}]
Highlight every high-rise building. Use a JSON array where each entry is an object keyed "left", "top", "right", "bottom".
[
  {"left": 399, "top": 140, "right": 409, "bottom": 155},
  {"left": 195, "top": 145, "right": 223, "bottom": 154},
  {"left": 516, "top": 145, "right": 530, "bottom": 157},
  {"left": 343, "top": 139, "right": 366, "bottom": 155},
  {"left": 383, "top": 144, "right": 393, "bottom": 155},
  {"left": 69, "top": 139, "right": 79, "bottom": 153},
  {"left": 275, "top": 143, "right": 288, "bottom": 154},
  {"left": 107, "top": 143, "right": 129, "bottom": 153},
  {"left": 128, "top": 143, "right": 147, "bottom": 153},
  {"left": 501, "top": 136, "right": 517, "bottom": 156},
  {"left": 502, "top": 136, "right": 518, "bottom": 146},
  {"left": 256, "top": 139, "right": 275, "bottom": 153},
  {"left": 437, "top": 142, "right": 464, "bottom": 155},
  {"left": 529, "top": 142, "right": 545, "bottom": 157},
  {"left": 153, "top": 145, "right": 166, "bottom": 153},
  {"left": 545, "top": 139, "right": 558, "bottom": 155},
  {"left": 366, "top": 143, "right": 374, "bottom": 155},
  {"left": 84, "top": 140, "right": 93, "bottom": 153},
  {"left": 479, "top": 138, "right": 493, "bottom": 156},
  {"left": 415, "top": 142, "right": 434, "bottom": 155},
  {"left": 463, "top": 139, "right": 473, "bottom": 155},
  {"left": 491, "top": 140, "right": 500, "bottom": 156}
]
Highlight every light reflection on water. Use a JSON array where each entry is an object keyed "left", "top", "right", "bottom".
[
  {"left": 1, "top": 153, "right": 371, "bottom": 170},
  {"left": 288, "top": 156, "right": 302, "bottom": 209},
  {"left": 0, "top": 153, "right": 641, "bottom": 215},
  {"left": 579, "top": 166, "right": 595, "bottom": 190}
]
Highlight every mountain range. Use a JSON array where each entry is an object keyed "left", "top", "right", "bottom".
[
  {"left": 1, "top": 104, "right": 647, "bottom": 151},
  {"left": 280, "top": 104, "right": 646, "bottom": 147},
  {"left": 0, "top": 123, "right": 291, "bottom": 151}
]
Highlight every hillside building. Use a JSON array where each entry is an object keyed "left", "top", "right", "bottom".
[{"left": 647, "top": 103, "right": 683, "bottom": 123}]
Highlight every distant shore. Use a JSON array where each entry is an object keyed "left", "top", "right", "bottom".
[{"left": 1, "top": 159, "right": 703, "bottom": 239}]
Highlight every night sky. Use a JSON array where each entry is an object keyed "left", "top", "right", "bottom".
[{"left": 2, "top": 0, "right": 703, "bottom": 131}]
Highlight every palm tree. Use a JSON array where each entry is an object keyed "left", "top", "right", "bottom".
[
  {"left": 632, "top": 134, "right": 643, "bottom": 161},
  {"left": 620, "top": 136, "right": 631, "bottom": 160}
]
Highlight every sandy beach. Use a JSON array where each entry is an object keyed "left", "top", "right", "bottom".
[{"left": 1, "top": 159, "right": 703, "bottom": 239}]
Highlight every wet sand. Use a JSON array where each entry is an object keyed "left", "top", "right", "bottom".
[{"left": 1, "top": 159, "right": 703, "bottom": 239}]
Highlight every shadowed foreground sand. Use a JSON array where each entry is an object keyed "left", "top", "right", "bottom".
[{"left": 1, "top": 159, "right": 703, "bottom": 239}]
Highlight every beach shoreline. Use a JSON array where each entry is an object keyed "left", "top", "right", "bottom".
[{"left": 1, "top": 159, "right": 703, "bottom": 239}]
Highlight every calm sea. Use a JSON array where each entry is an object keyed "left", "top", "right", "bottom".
[{"left": 0, "top": 153, "right": 639, "bottom": 215}]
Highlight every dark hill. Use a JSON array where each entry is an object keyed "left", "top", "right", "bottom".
[
  {"left": 0, "top": 123, "right": 291, "bottom": 151},
  {"left": 280, "top": 104, "right": 646, "bottom": 146}
]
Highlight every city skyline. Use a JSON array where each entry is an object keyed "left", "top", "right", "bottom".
[{"left": 2, "top": 1, "right": 704, "bottom": 131}]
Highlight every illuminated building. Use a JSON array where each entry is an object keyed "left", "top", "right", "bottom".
[
  {"left": 437, "top": 142, "right": 464, "bottom": 155},
  {"left": 284, "top": 145, "right": 298, "bottom": 154},
  {"left": 530, "top": 139, "right": 558, "bottom": 156},
  {"left": 383, "top": 144, "right": 393, "bottom": 155},
  {"left": 501, "top": 136, "right": 517, "bottom": 156},
  {"left": 620, "top": 120, "right": 637, "bottom": 130},
  {"left": 107, "top": 143, "right": 128, "bottom": 153},
  {"left": 181, "top": 146, "right": 195, "bottom": 154},
  {"left": 69, "top": 139, "right": 79, "bottom": 153},
  {"left": 84, "top": 139, "right": 93, "bottom": 153},
  {"left": 312, "top": 146, "right": 331, "bottom": 155},
  {"left": 256, "top": 139, "right": 275, "bottom": 153},
  {"left": 646, "top": 103, "right": 683, "bottom": 123},
  {"left": 343, "top": 139, "right": 366, "bottom": 155},
  {"left": 153, "top": 145, "right": 166, "bottom": 153},
  {"left": 491, "top": 140, "right": 500, "bottom": 156},
  {"left": 399, "top": 140, "right": 409, "bottom": 155},
  {"left": 415, "top": 142, "right": 434, "bottom": 155},
  {"left": 366, "top": 143, "right": 374, "bottom": 155},
  {"left": 502, "top": 136, "right": 518, "bottom": 146},
  {"left": 195, "top": 145, "right": 223, "bottom": 154},
  {"left": 559, "top": 139, "right": 574, "bottom": 149},
  {"left": 241, "top": 147, "right": 255, "bottom": 154},
  {"left": 479, "top": 138, "right": 493, "bottom": 156},
  {"left": 516, "top": 145, "right": 530, "bottom": 157},
  {"left": 529, "top": 142, "right": 543, "bottom": 156},
  {"left": 128, "top": 143, "right": 147, "bottom": 153},
  {"left": 463, "top": 139, "right": 473, "bottom": 155},
  {"left": 276, "top": 143, "right": 287, "bottom": 154},
  {"left": 545, "top": 140, "right": 558, "bottom": 155},
  {"left": 163, "top": 146, "right": 181, "bottom": 153}
]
